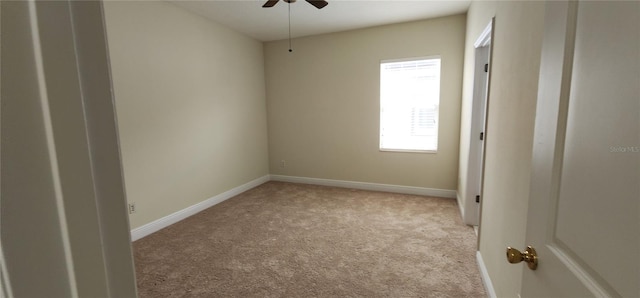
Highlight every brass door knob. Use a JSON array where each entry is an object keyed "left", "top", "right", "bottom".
[{"left": 506, "top": 246, "right": 538, "bottom": 270}]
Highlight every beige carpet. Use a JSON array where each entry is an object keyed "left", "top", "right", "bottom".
[{"left": 133, "top": 181, "right": 486, "bottom": 297}]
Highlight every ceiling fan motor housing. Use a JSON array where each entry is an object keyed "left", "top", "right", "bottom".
[{"left": 263, "top": 0, "right": 327, "bottom": 9}]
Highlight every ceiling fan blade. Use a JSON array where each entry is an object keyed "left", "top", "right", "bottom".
[
  {"left": 306, "top": 0, "right": 328, "bottom": 9},
  {"left": 262, "top": 0, "right": 280, "bottom": 8}
]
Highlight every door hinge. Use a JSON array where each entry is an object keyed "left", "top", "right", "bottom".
[
  {"left": 476, "top": 195, "right": 480, "bottom": 203},
  {"left": 484, "top": 63, "right": 489, "bottom": 73},
  {"left": 480, "top": 132, "right": 484, "bottom": 140}
]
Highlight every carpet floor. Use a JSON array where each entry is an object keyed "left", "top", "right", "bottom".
[{"left": 133, "top": 181, "right": 486, "bottom": 297}]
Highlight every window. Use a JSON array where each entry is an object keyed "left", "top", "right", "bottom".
[{"left": 380, "top": 57, "right": 441, "bottom": 152}]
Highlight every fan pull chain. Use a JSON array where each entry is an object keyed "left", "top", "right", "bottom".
[{"left": 288, "top": 1, "right": 293, "bottom": 52}]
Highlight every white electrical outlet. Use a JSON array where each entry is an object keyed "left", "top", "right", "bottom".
[
  {"left": 280, "top": 160, "right": 286, "bottom": 168},
  {"left": 128, "top": 203, "right": 136, "bottom": 214}
]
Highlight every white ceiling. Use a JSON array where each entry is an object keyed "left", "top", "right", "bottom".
[{"left": 170, "top": 0, "right": 471, "bottom": 42}]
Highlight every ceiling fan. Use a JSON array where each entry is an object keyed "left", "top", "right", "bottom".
[{"left": 262, "top": 0, "right": 328, "bottom": 9}]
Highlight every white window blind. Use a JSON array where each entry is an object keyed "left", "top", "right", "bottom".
[{"left": 380, "top": 57, "right": 441, "bottom": 152}]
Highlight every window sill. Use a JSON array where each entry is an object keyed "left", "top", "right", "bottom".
[{"left": 379, "top": 148, "right": 437, "bottom": 154}]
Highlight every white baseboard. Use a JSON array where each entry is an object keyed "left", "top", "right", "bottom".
[
  {"left": 477, "top": 251, "right": 497, "bottom": 298},
  {"left": 269, "top": 175, "right": 456, "bottom": 198},
  {"left": 130, "top": 175, "right": 270, "bottom": 241},
  {"left": 131, "top": 174, "right": 455, "bottom": 241},
  {"left": 456, "top": 192, "right": 466, "bottom": 219}
]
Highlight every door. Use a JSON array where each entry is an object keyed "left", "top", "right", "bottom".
[
  {"left": 1, "top": 1, "right": 138, "bottom": 296},
  {"left": 515, "top": 1, "right": 639, "bottom": 297}
]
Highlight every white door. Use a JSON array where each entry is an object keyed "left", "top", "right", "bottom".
[
  {"left": 1, "top": 1, "right": 137, "bottom": 296},
  {"left": 515, "top": 1, "right": 639, "bottom": 297}
]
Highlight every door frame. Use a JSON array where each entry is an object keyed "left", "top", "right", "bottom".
[{"left": 463, "top": 19, "right": 494, "bottom": 227}]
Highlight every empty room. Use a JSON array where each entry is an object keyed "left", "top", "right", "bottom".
[{"left": 2, "top": 0, "right": 638, "bottom": 297}]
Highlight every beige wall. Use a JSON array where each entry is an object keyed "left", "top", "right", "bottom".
[
  {"left": 104, "top": 1, "right": 270, "bottom": 229},
  {"left": 461, "top": 1, "right": 545, "bottom": 296},
  {"left": 265, "top": 15, "right": 466, "bottom": 190}
]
